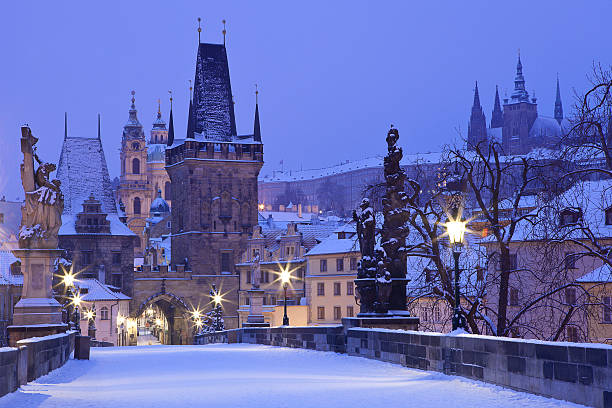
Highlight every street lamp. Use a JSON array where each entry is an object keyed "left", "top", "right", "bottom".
[
  {"left": 444, "top": 164, "right": 468, "bottom": 332},
  {"left": 70, "top": 292, "right": 83, "bottom": 334},
  {"left": 280, "top": 266, "right": 291, "bottom": 326},
  {"left": 85, "top": 308, "right": 96, "bottom": 339},
  {"left": 209, "top": 285, "right": 224, "bottom": 332},
  {"left": 61, "top": 267, "right": 78, "bottom": 330}
]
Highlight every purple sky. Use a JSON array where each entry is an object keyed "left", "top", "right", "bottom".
[{"left": 1, "top": 1, "right": 610, "bottom": 200}]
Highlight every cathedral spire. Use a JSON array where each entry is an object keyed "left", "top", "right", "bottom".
[
  {"left": 554, "top": 74, "right": 564, "bottom": 124},
  {"left": 197, "top": 17, "right": 202, "bottom": 43},
  {"left": 511, "top": 51, "right": 530, "bottom": 103},
  {"left": 491, "top": 85, "right": 504, "bottom": 128},
  {"left": 222, "top": 19, "right": 227, "bottom": 46},
  {"left": 167, "top": 91, "right": 174, "bottom": 146},
  {"left": 253, "top": 84, "right": 261, "bottom": 142},
  {"left": 468, "top": 81, "right": 488, "bottom": 150}
]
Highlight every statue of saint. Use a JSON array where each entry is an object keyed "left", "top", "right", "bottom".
[
  {"left": 18, "top": 126, "right": 64, "bottom": 249},
  {"left": 251, "top": 254, "right": 261, "bottom": 288},
  {"left": 353, "top": 198, "right": 375, "bottom": 259}
]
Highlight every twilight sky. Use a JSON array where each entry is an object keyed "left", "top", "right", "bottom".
[{"left": 0, "top": 0, "right": 610, "bottom": 200}]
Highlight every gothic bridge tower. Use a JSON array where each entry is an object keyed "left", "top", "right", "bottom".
[{"left": 133, "top": 22, "right": 263, "bottom": 333}]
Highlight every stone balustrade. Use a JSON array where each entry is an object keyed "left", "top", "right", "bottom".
[
  {"left": 0, "top": 331, "right": 75, "bottom": 397},
  {"left": 195, "top": 325, "right": 612, "bottom": 408}
]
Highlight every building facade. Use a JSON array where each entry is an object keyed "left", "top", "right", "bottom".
[{"left": 304, "top": 227, "right": 360, "bottom": 325}]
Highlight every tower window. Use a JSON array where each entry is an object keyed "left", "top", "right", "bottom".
[
  {"left": 165, "top": 182, "right": 171, "bottom": 201},
  {"left": 133, "top": 197, "right": 141, "bottom": 215},
  {"left": 132, "top": 158, "right": 140, "bottom": 174},
  {"left": 132, "top": 142, "right": 139, "bottom": 150}
]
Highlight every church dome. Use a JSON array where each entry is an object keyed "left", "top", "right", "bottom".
[{"left": 150, "top": 189, "right": 170, "bottom": 215}]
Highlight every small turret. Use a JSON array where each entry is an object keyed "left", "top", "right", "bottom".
[
  {"left": 467, "top": 81, "right": 488, "bottom": 150},
  {"left": 554, "top": 75, "right": 564, "bottom": 124},
  {"left": 491, "top": 85, "right": 504, "bottom": 128}
]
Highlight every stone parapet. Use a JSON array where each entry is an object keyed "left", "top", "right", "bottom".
[
  {"left": 195, "top": 326, "right": 612, "bottom": 408},
  {"left": 0, "top": 331, "right": 75, "bottom": 398}
]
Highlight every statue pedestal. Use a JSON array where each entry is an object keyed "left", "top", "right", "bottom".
[
  {"left": 342, "top": 314, "right": 420, "bottom": 331},
  {"left": 7, "top": 249, "right": 67, "bottom": 346},
  {"left": 243, "top": 288, "right": 269, "bottom": 328}
]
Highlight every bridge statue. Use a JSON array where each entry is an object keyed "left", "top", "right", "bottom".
[{"left": 8, "top": 125, "right": 67, "bottom": 346}]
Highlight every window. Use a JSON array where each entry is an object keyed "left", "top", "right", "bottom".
[
  {"left": 112, "top": 273, "right": 122, "bottom": 288},
  {"left": 100, "top": 307, "right": 109, "bottom": 320},
  {"left": 605, "top": 208, "right": 612, "bottom": 225},
  {"left": 336, "top": 258, "right": 344, "bottom": 272},
  {"left": 425, "top": 269, "right": 433, "bottom": 283},
  {"left": 221, "top": 253, "right": 231, "bottom": 273},
  {"left": 0, "top": 213, "right": 3, "bottom": 224},
  {"left": 164, "top": 182, "right": 171, "bottom": 201},
  {"left": 82, "top": 251, "right": 92, "bottom": 266},
  {"left": 246, "top": 270, "right": 251, "bottom": 284},
  {"left": 271, "top": 296, "right": 277, "bottom": 305},
  {"left": 347, "top": 281, "right": 354, "bottom": 296},
  {"left": 434, "top": 306, "right": 441, "bottom": 322},
  {"left": 350, "top": 257, "right": 357, "bottom": 271},
  {"left": 132, "top": 142, "right": 139, "bottom": 150},
  {"left": 509, "top": 288, "right": 519, "bottom": 306},
  {"left": 603, "top": 297, "right": 612, "bottom": 323},
  {"left": 564, "top": 253, "right": 577, "bottom": 270},
  {"left": 320, "top": 259, "right": 327, "bottom": 272},
  {"left": 560, "top": 208, "right": 581, "bottom": 226},
  {"left": 317, "top": 307, "right": 325, "bottom": 320},
  {"left": 346, "top": 306, "right": 354, "bottom": 317},
  {"left": 112, "top": 252, "right": 121, "bottom": 265},
  {"left": 333, "top": 282, "right": 341, "bottom": 296},
  {"left": 317, "top": 282, "right": 325, "bottom": 296},
  {"left": 133, "top": 197, "right": 141, "bottom": 215},
  {"left": 338, "top": 232, "right": 346, "bottom": 239},
  {"left": 565, "top": 287, "right": 577, "bottom": 305},
  {"left": 333, "top": 306, "right": 342, "bottom": 320},
  {"left": 132, "top": 158, "right": 140, "bottom": 174},
  {"left": 567, "top": 326, "right": 579, "bottom": 342}
]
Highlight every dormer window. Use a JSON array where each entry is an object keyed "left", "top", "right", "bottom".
[
  {"left": 337, "top": 232, "right": 346, "bottom": 239},
  {"left": 560, "top": 208, "right": 581, "bottom": 226},
  {"left": 605, "top": 207, "right": 612, "bottom": 225}
]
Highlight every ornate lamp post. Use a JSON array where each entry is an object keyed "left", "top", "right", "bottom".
[
  {"left": 280, "top": 267, "right": 291, "bottom": 326},
  {"left": 444, "top": 166, "right": 468, "bottom": 331},
  {"left": 210, "top": 285, "right": 224, "bottom": 331},
  {"left": 61, "top": 268, "right": 77, "bottom": 330},
  {"left": 70, "top": 292, "right": 83, "bottom": 335}
]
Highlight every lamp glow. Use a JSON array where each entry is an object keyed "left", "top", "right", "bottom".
[
  {"left": 213, "top": 293, "right": 222, "bottom": 306},
  {"left": 71, "top": 293, "right": 83, "bottom": 307},
  {"left": 258, "top": 203, "right": 264, "bottom": 211},
  {"left": 280, "top": 267, "right": 291, "bottom": 285},
  {"left": 155, "top": 318, "right": 162, "bottom": 326},
  {"left": 446, "top": 218, "right": 466, "bottom": 247},
  {"left": 85, "top": 310, "right": 94, "bottom": 320},
  {"left": 191, "top": 309, "right": 201, "bottom": 320}
]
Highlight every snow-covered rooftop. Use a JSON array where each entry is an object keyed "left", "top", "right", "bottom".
[
  {"left": 75, "top": 278, "right": 130, "bottom": 302},
  {"left": 305, "top": 235, "right": 359, "bottom": 256},
  {"left": 0, "top": 250, "right": 23, "bottom": 286},
  {"left": 576, "top": 264, "right": 612, "bottom": 283}
]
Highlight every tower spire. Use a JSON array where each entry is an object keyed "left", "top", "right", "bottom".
[
  {"left": 468, "top": 81, "right": 488, "bottom": 150},
  {"left": 167, "top": 91, "right": 174, "bottom": 146},
  {"left": 491, "top": 85, "right": 504, "bottom": 128},
  {"left": 97, "top": 113, "right": 101, "bottom": 139},
  {"left": 64, "top": 112, "right": 67, "bottom": 140},
  {"left": 197, "top": 17, "right": 202, "bottom": 43},
  {"left": 253, "top": 84, "right": 261, "bottom": 142},
  {"left": 157, "top": 98, "right": 161, "bottom": 118},
  {"left": 554, "top": 74, "right": 564, "bottom": 124},
  {"left": 187, "top": 81, "right": 195, "bottom": 139},
  {"left": 511, "top": 51, "right": 530, "bottom": 102},
  {"left": 222, "top": 19, "right": 226, "bottom": 46}
]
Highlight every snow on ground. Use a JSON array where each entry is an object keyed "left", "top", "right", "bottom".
[{"left": 0, "top": 344, "right": 584, "bottom": 408}]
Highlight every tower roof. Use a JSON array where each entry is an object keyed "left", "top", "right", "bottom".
[
  {"left": 472, "top": 81, "right": 482, "bottom": 108},
  {"left": 491, "top": 85, "right": 504, "bottom": 128},
  {"left": 125, "top": 91, "right": 142, "bottom": 128},
  {"left": 511, "top": 53, "right": 531, "bottom": 103},
  {"left": 253, "top": 94, "right": 261, "bottom": 142},
  {"left": 150, "top": 189, "right": 170, "bottom": 215},
  {"left": 57, "top": 135, "right": 117, "bottom": 215},
  {"left": 153, "top": 100, "right": 167, "bottom": 130},
  {"left": 192, "top": 43, "right": 237, "bottom": 140},
  {"left": 554, "top": 75, "right": 564, "bottom": 124},
  {"left": 167, "top": 103, "right": 175, "bottom": 146}
]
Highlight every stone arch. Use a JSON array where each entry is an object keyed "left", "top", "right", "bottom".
[{"left": 136, "top": 291, "right": 192, "bottom": 345}]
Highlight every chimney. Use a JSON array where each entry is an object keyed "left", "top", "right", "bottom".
[{"left": 298, "top": 204, "right": 302, "bottom": 218}]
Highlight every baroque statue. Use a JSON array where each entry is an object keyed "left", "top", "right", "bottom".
[
  {"left": 251, "top": 254, "right": 261, "bottom": 288},
  {"left": 18, "top": 126, "right": 64, "bottom": 249}
]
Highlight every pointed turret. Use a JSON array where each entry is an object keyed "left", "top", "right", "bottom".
[
  {"left": 554, "top": 75, "right": 564, "bottom": 124},
  {"left": 64, "top": 112, "right": 68, "bottom": 140},
  {"left": 97, "top": 114, "right": 101, "bottom": 139},
  {"left": 467, "top": 81, "right": 488, "bottom": 150},
  {"left": 167, "top": 101, "right": 175, "bottom": 146},
  {"left": 186, "top": 95, "right": 195, "bottom": 140},
  {"left": 511, "top": 52, "right": 530, "bottom": 103},
  {"left": 253, "top": 87, "right": 261, "bottom": 142},
  {"left": 491, "top": 85, "right": 504, "bottom": 128}
]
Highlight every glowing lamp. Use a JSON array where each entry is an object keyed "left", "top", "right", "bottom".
[
  {"left": 258, "top": 203, "right": 264, "bottom": 211},
  {"left": 62, "top": 269, "right": 76, "bottom": 287},
  {"left": 85, "top": 310, "right": 94, "bottom": 320},
  {"left": 446, "top": 219, "right": 466, "bottom": 247},
  {"left": 71, "top": 293, "right": 83, "bottom": 307},
  {"left": 192, "top": 309, "right": 201, "bottom": 320},
  {"left": 155, "top": 318, "right": 162, "bottom": 327},
  {"left": 280, "top": 267, "right": 291, "bottom": 285},
  {"left": 213, "top": 293, "right": 222, "bottom": 306}
]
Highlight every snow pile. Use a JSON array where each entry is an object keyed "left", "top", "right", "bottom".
[{"left": 0, "top": 344, "right": 584, "bottom": 408}]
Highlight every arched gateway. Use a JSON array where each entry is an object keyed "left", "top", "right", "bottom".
[{"left": 134, "top": 291, "right": 192, "bottom": 345}]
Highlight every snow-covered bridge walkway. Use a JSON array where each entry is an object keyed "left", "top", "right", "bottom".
[{"left": 0, "top": 344, "right": 583, "bottom": 408}]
